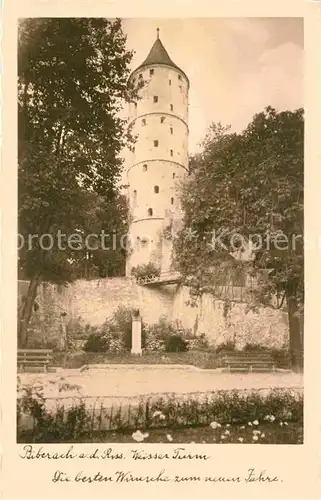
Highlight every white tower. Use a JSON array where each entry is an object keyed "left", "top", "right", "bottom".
[{"left": 126, "top": 29, "right": 189, "bottom": 276}]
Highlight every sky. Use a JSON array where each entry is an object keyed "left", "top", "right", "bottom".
[{"left": 121, "top": 18, "right": 303, "bottom": 154}]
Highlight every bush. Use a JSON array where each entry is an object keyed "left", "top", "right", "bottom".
[
  {"left": 83, "top": 333, "right": 109, "bottom": 352},
  {"left": 26, "top": 338, "right": 64, "bottom": 352},
  {"left": 215, "top": 341, "right": 236, "bottom": 353},
  {"left": 131, "top": 263, "right": 160, "bottom": 280},
  {"left": 143, "top": 317, "right": 209, "bottom": 353},
  {"left": 82, "top": 306, "right": 147, "bottom": 353},
  {"left": 242, "top": 343, "right": 267, "bottom": 352},
  {"left": 17, "top": 383, "right": 92, "bottom": 442},
  {"left": 164, "top": 334, "right": 188, "bottom": 353},
  {"left": 186, "top": 333, "right": 210, "bottom": 350}
]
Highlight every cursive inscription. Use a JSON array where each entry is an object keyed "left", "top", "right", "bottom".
[
  {"left": 131, "top": 447, "right": 209, "bottom": 461},
  {"left": 19, "top": 446, "right": 282, "bottom": 486},
  {"left": 19, "top": 445, "right": 124, "bottom": 460},
  {"left": 244, "top": 468, "right": 281, "bottom": 483}
]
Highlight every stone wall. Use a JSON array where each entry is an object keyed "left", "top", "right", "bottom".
[{"left": 19, "top": 278, "right": 289, "bottom": 349}]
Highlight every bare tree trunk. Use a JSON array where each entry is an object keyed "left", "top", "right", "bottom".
[
  {"left": 18, "top": 272, "right": 41, "bottom": 348},
  {"left": 286, "top": 288, "right": 303, "bottom": 372}
]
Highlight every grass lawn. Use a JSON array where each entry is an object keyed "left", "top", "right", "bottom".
[
  {"left": 52, "top": 350, "right": 217, "bottom": 369},
  {"left": 65, "top": 421, "right": 303, "bottom": 445}
]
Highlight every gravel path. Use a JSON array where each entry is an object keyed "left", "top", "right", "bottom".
[{"left": 19, "top": 365, "right": 303, "bottom": 399}]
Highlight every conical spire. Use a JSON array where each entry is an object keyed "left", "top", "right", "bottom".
[{"left": 134, "top": 29, "right": 189, "bottom": 83}]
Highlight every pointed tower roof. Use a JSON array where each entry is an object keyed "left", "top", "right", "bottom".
[{"left": 133, "top": 29, "right": 189, "bottom": 84}]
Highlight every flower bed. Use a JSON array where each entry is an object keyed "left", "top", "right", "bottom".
[
  {"left": 72, "top": 421, "right": 303, "bottom": 444},
  {"left": 17, "top": 384, "right": 303, "bottom": 444}
]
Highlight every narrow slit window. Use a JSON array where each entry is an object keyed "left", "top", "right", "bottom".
[
  {"left": 153, "top": 96, "right": 158, "bottom": 103},
  {"left": 161, "top": 116, "right": 165, "bottom": 123},
  {"left": 178, "top": 74, "right": 182, "bottom": 80},
  {"left": 143, "top": 164, "right": 148, "bottom": 171},
  {"left": 170, "top": 127, "right": 173, "bottom": 135},
  {"left": 154, "top": 186, "right": 159, "bottom": 194},
  {"left": 154, "top": 140, "right": 159, "bottom": 147},
  {"left": 172, "top": 173, "right": 176, "bottom": 179},
  {"left": 150, "top": 69, "right": 154, "bottom": 76},
  {"left": 142, "top": 118, "right": 146, "bottom": 126},
  {"left": 169, "top": 79, "right": 172, "bottom": 85},
  {"left": 170, "top": 149, "right": 173, "bottom": 156},
  {"left": 134, "top": 102, "right": 137, "bottom": 108},
  {"left": 171, "top": 197, "right": 174, "bottom": 205},
  {"left": 170, "top": 104, "right": 174, "bottom": 111},
  {"left": 148, "top": 208, "right": 153, "bottom": 216}
]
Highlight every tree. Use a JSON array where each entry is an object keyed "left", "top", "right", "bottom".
[
  {"left": 173, "top": 107, "right": 304, "bottom": 370},
  {"left": 18, "top": 18, "right": 137, "bottom": 346},
  {"left": 64, "top": 191, "right": 129, "bottom": 280}
]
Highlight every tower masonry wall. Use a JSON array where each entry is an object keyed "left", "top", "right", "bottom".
[
  {"left": 126, "top": 61, "right": 189, "bottom": 275},
  {"left": 129, "top": 64, "right": 189, "bottom": 125}
]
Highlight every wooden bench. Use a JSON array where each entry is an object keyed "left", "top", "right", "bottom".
[
  {"left": 219, "top": 351, "right": 276, "bottom": 373},
  {"left": 17, "top": 349, "right": 53, "bottom": 373}
]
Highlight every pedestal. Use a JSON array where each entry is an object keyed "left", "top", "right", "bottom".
[{"left": 131, "top": 315, "right": 142, "bottom": 355}]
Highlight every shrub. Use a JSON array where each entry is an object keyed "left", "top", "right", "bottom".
[
  {"left": 131, "top": 263, "right": 160, "bottom": 280},
  {"left": 215, "top": 341, "right": 236, "bottom": 353},
  {"left": 83, "top": 306, "right": 147, "bottom": 353},
  {"left": 26, "top": 338, "right": 65, "bottom": 352},
  {"left": 242, "top": 343, "right": 267, "bottom": 352},
  {"left": 143, "top": 317, "right": 209, "bottom": 353},
  {"left": 17, "top": 382, "right": 91, "bottom": 442},
  {"left": 164, "top": 334, "right": 188, "bottom": 353},
  {"left": 186, "top": 333, "right": 210, "bottom": 350},
  {"left": 83, "top": 333, "right": 108, "bottom": 352}
]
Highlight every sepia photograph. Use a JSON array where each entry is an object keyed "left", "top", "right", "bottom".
[{"left": 17, "top": 17, "right": 304, "bottom": 446}]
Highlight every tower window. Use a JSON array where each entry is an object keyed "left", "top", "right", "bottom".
[
  {"left": 148, "top": 208, "right": 153, "bottom": 216},
  {"left": 133, "top": 147, "right": 135, "bottom": 153},
  {"left": 154, "top": 140, "right": 159, "bottom": 147},
  {"left": 133, "top": 189, "right": 137, "bottom": 196},
  {"left": 154, "top": 185, "right": 159, "bottom": 194},
  {"left": 171, "top": 197, "right": 174, "bottom": 205},
  {"left": 170, "top": 149, "right": 173, "bottom": 156},
  {"left": 160, "top": 116, "right": 165, "bottom": 123},
  {"left": 170, "top": 104, "right": 174, "bottom": 111},
  {"left": 169, "top": 79, "right": 171, "bottom": 85},
  {"left": 172, "top": 173, "right": 176, "bottom": 179},
  {"left": 178, "top": 74, "right": 182, "bottom": 80},
  {"left": 134, "top": 102, "right": 137, "bottom": 108},
  {"left": 142, "top": 118, "right": 146, "bottom": 126},
  {"left": 143, "top": 164, "right": 148, "bottom": 171},
  {"left": 153, "top": 96, "right": 158, "bottom": 103},
  {"left": 139, "top": 73, "right": 143, "bottom": 79},
  {"left": 170, "top": 127, "right": 173, "bottom": 135},
  {"left": 150, "top": 69, "right": 154, "bottom": 76}
]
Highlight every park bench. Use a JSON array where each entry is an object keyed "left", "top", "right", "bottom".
[
  {"left": 17, "top": 349, "right": 53, "bottom": 373},
  {"left": 218, "top": 351, "right": 276, "bottom": 373}
]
